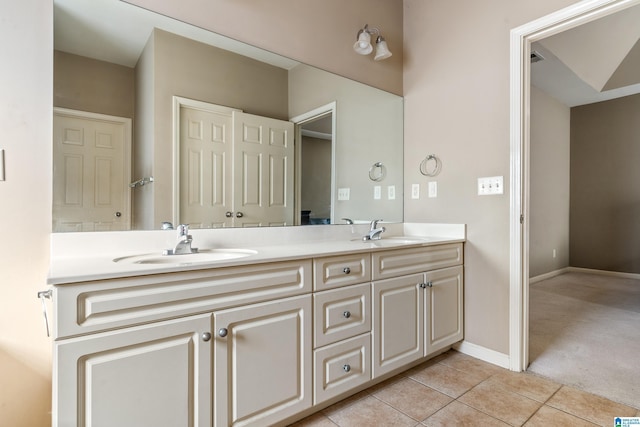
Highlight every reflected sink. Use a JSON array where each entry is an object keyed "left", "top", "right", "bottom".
[{"left": 113, "top": 248, "right": 258, "bottom": 265}]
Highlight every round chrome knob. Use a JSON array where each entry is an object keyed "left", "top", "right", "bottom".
[
  {"left": 343, "top": 267, "right": 351, "bottom": 274},
  {"left": 201, "top": 332, "right": 212, "bottom": 342},
  {"left": 236, "top": 212, "right": 244, "bottom": 218},
  {"left": 343, "top": 311, "right": 351, "bottom": 319},
  {"left": 343, "top": 364, "right": 351, "bottom": 372},
  {"left": 419, "top": 283, "right": 427, "bottom": 289},
  {"left": 115, "top": 211, "right": 122, "bottom": 217},
  {"left": 426, "top": 281, "right": 433, "bottom": 287},
  {"left": 218, "top": 328, "right": 228, "bottom": 337},
  {"left": 225, "top": 211, "right": 234, "bottom": 218}
]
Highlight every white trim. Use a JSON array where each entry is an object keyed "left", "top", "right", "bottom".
[
  {"left": 290, "top": 102, "right": 337, "bottom": 224},
  {"left": 171, "top": 96, "right": 242, "bottom": 226},
  {"left": 509, "top": 0, "right": 640, "bottom": 372},
  {"left": 453, "top": 341, "right": 510, "bottom": 370},
  {"left": 568, "top": 267, "right": 640, "bottom": 281},
  {"left": 529, "top": 267, "right": 570, "bottom": 284}
]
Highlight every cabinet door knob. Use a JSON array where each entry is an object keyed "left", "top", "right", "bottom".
[
  {"left": 201, "top": 332, "right": 212, "bottom": 342},
  {"left": 419, "top": 282, "right": 426, "bottom": 289},
  {"left": 426, "top": 281, "right": 433, "bottom": 287},
  {"left": 115, "top": 211, "right": 122, "bottom": 217},
  {"left": 235, "top": 212, "right": 244, "bottom": 218},
  {"left": 218, "top": 328, "right": 228, "bottom": 337},
  {"left": 343, "top": 310, "right": 351, "bottom": 319},
  {"left": 343, "top": 267, "right": 351, "bottom": 274},
  {"left": 225, "top": 211, "right": 234, "bottom": 218},
  {"left": 343, "top": 364, "right": 351, "bottom": 372}
]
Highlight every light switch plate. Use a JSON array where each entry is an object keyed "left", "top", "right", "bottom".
[
  {"left": 428, "top": 181, "right": 437, "bottom": 198},
  {"left": 411, "top": 183, "right": 420, "bottom": 199},
  {"left": 374, "top": 186, "right": 381, "bottom": 200},
  {"left": 387, "top": 185, "right": 396, "bottom": 200},
  {"left": 338, "top": 187, "right": 350, "bottom": 200},
  {"left": 0, "top": 149, "right": 5, "bottom": 181},
  {"left": 478, "top": 176, "right": 504, "bottom": 195}
]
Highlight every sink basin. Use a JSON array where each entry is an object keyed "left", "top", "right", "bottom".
[
  {"left": 113, "top": 248, "right": 258, "bottom": 265},
  {"left": 351, "top": 236, "right": 428, "bottom": 244}
]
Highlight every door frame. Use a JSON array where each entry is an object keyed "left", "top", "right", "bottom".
[
  {"left": 53, "top": 107, "right": 132, "bottom": 231},
  {"left": 509, "top": 0, "right": 640, "bottom": 371},
  {"left": 290, "top": 102, "right": 337, "bottom": 225}
]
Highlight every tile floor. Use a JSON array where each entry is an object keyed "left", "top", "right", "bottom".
[{"left": 289, "top": 350, "right": 640, "bottom": 427}]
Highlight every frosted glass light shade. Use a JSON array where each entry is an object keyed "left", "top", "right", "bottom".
[
  {"left": 353, "top": 31, "right": 373, "bottom": 55},
  {"left": 374, "top": 38, "right": 392, "bottom": 61}
]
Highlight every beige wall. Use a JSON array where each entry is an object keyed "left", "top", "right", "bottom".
[
  {"left": 529, "top": 86, "right": 571, "bottom": 277},
  {"left": 0, "top": 1, "right": 53, "bottom": 426},
  {"left": 125, "top": 0, "right": 403, "bottom": 95},
  {"left": 54, "top": 50, "right": 136, "bottom": 118},
  {"left": 570, "top": 93, "right": 640, "bottom": 273},
  {"left": 403, "top": 0, "right": 579, "bottom": 354}
]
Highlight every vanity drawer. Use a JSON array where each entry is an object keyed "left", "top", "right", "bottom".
[
  {"left": 313, "top": 283, "right": 371, "bottom": 348},
  {"left": 313, "top": 253, "right": 371, "bottom": 291},
  {"left": 372, "top": 243, "right": 463, "bottom": 280},
  {"left": 314, "top": 333, "right": 371, "bottom": 405},
  {"left": 53, "top": 259, "right": 311, "bottom": 339}
]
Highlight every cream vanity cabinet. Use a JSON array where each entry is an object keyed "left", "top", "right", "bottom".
[
  {"left": 52, "top": 260, "right": 312, "bottom": 427},
  {"left": 371, "top": 243, "right": 464, "bottom": 378}
]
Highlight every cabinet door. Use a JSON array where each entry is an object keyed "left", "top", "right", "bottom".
[
  {"left": 214, "top": 295, "right": 312, "bottom": 426},
  {"left": 372, "top": 274, "right": 424, "bottom": 378},
  {"left": 54, "top": 314, "right": 212, "bottom": 427},
  {"left": 425, "top": 266, "right": 464, "bottom": 356}
]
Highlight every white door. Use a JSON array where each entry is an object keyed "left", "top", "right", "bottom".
[
  {"left": 53, "top": 109, "right": 131, "bottom": 232},
  {"left": 179, "top": 106, "right": 234, "bottom": 228},
  {"left": 232, "top": 111, "right": 295, "bottom": 227}
]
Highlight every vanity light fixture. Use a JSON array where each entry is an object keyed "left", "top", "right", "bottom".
[{"left": 353, "top": 24, "right": 392, "bottom": 61}]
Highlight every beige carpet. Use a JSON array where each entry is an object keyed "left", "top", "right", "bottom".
[{"left": 528, "top": 271, "right": 640, "bottom": 409}]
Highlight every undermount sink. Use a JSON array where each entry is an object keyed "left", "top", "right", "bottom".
[
  {"left": 351, "top": 236, "right": 428, "bottom": 244},
  {"left": 113, "top": 248, "right": 258, "bottom": 265}
]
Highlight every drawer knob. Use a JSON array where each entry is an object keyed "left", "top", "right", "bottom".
[
  {"left": 343, "top": 310, "right": 351, "bottom": 319},
  {"left": 426, "top": 281, "right": 433, "bottom": 287},
  {"left": 201, "top": 332, "right": 212, "bottom": 342},
  {"left": 343, "top": 267, "right": 351, "bottom": 274},
  {"left": 343, "top": 364, "right": 351, "bottom": 373},
  {"left": 218, "top": 328, "right": 228, "bottom": 337}
]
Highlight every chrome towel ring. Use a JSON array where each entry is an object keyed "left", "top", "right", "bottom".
[
  {"left": 419, "top": 155, "right": 441, "bottom": 177},
  {"left": 369, "top": 162, "right": 387, "bottom": 182}
]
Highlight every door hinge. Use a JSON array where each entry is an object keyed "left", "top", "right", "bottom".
[{"left": 520, "top": 214, "right": 524, "bottom": 224}]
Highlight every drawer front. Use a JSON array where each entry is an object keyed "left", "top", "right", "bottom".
[
  {"left": 313, "top": 254, "right": 371, "bottom": 291},
  {"left": 54, "top": 260, "right": 311, "bottom": 339},
  {"left": 313, "top": 283, "right": 371, "bottom": 348},
  {"left": 314, "top": 333, "right": 371, "bottom": 405},
  {"left": 372, "top": 243, "right": 463, "bottom": 280}
]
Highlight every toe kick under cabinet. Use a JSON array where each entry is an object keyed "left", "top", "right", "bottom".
[{"left": 51, "top": 242, "right": 463, "bottom": 427}]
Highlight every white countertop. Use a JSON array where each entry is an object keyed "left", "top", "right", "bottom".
[{"left": 48, "top": 223, "right": 465, "bottom": 285}]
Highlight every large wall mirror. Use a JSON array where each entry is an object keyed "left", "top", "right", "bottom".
[{"left": 53, "top": 0, "right": 404, "bottom": 232}]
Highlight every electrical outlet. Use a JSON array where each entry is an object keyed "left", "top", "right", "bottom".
[
  {"left": 478, "top": 176, "right": 504, "bottom": 195},
  {"left": 411, "top": 183, "right": 420, "bottom": 199},
  {"left": 338, "top": 187, "right": 350, "bottom": 200},
  {"left": 428, "top": 181, "right": 437, "bottom": 198},
  {"left": 373, "top": 186, "right": 381, "bottom": 200},
  {"left": 387, "top": 185, "right": 396, "bottom": 200}
]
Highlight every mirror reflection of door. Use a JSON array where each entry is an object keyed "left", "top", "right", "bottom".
[
  {"left": 299, "top": 113, "right": 333, "bottom": 225},
  {"left": 53, "top": 108, "right": 131, "bottom": 232},
  {"left": 178, "top": 99, "right": 295, "bottom": 228}
]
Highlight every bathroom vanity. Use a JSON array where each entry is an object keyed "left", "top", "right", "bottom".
[{"left": 48, "top": 224, "right": 464, "bottom": 426}]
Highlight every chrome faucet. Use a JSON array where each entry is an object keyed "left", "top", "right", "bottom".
[
  {"left": 163, "top": 224, "right": 198, "bottom": 255},
  {"left": 363, "top": 219, "right": 386, "bottom": 241}
]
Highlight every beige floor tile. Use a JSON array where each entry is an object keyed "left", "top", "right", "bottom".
[
  {"left": 321, "top": 390, "right": 370, "bottom": 416},
  {"left": 523, "top": 405, "right": 599, "bottom": 427},
  {"left": 546, "top": 386, "right": 637, "bottom": 425},
  {"left": 288, "top": 412, "right": 338, "bottom": 427},
  {"left": 437, "top": 350, "right": 505, "bottom": 379},
  {"left": 487, "top": 370, "right": 561, "bottom": 402},
  {"left": 422, "top": 401, "right": 511, "bottom": 427},
  {"left": 408, "top": 362, "right": 485, "bottom": 398},
  {"left": 325, "top": 395, "right": 419, "bottom": 427},
  {"left": 458, "top": 380, "right": 542, "bottom": 426},
  {"left": 372, "top": 377, "right": 453, "bottom": 421}
]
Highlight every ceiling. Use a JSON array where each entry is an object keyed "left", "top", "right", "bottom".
[{"left": 531, "top": 3, "right": 640, "bottom": 107}]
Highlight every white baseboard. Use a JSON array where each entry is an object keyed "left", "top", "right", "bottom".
[
  {"left": 529, "top": 267, "right": 570, "bottom": 284},
  {"left": 453, "top": 340, "right": 510, "bottom": 370},
  {"left": 568, "top": 267, "right": 640, "bottom": 281}
]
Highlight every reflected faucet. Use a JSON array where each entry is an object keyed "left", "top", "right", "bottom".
[
  {"left": 342, "top": 218, "right": 354, "bottom": 225},
  {"left": 163, "top": 224, "right": 198, "bottom": 255},
  {"left": 363, "top": 219, "right": 386, "bottom": 241}
]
